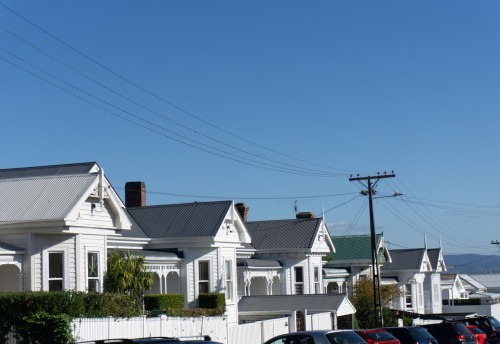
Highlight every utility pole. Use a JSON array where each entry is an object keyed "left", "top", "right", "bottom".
[{"left": 349, "top": 171, "right": 395, "bottom": 328}]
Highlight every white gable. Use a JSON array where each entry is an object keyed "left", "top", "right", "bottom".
[{"left": 214, "top": 203, "right": 251, "bottom": 244}]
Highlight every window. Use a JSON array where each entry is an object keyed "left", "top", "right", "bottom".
[
  {"left": 404, "top": 283, "right": 412, "bottom": 309},
  {"left": 48, "top": 252, "right": 64, "bottom": 291},
  {"left": 87, "top": 252, "right": 100, "bottom": 292},
  {"left": 294, "top": 266, "right": 304, "bottom": 294},
  {"left": 314, "top": 266, "right": 321, "bottom": 294},
  {"left": 198, "top": 261, "right": 210, "bottom": 294},
  {"left": 225, "top": 260, "right": 233, "bottom": 300},
  {"left": 433, "top": 283, "right": 441, "bottom": 305}
]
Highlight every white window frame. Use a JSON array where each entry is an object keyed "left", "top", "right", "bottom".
[
  {"left": 433, "top": 283, "right": 441, "bottom": 305},
  {"left": 85, "top": 248, "right": 102, "bottom": 292},
  {"left": 196, "top": 260, "right": 211, "bottom": 295},
  {"left": 294, "top": 266, "right": 304, "bottom": 295},
  {"left": 313, "top": 266, "right": 321, "bottom": 294},
  {"left": 404, "top": 283, "right": 413, "bottom": 309},
  {"left": 43, "top": 247, "right": 69, "bottom": 291},
  {"left": 225, "top": 260, "right": 233, "bottom": 301}
]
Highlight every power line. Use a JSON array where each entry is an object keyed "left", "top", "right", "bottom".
[{"left": 0, "top": 1, "right": 364, "bottom": 176}]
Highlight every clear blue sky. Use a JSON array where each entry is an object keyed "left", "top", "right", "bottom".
[{"left": 1, "top": 1, "right": 499, "bottom": 255}]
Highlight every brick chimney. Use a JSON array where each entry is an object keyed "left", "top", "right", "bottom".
[
  {"left": 235, "top": 202, "right": 249, "bottom": 222},
  {"left": 296, "top": 211, "right": 314, "bottom": 219},
  {"left": 125, "top": 181, "right": 146, "bottom": 208}
]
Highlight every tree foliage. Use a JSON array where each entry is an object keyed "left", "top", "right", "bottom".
[
  {"left": 104, "top": 250, "right": 154, "bottom": 298},
  {"left": 351, "top": 277, "right": 402, "bottom": 328}
]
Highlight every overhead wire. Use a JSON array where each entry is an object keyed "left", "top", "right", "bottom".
[
  {"left": 0, "top": 2, "right": 363, "bottom": 177},
  {"left": 0, "top": 47, "right": 344, "bottom": 177}
]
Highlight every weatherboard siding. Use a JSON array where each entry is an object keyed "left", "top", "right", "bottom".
[
  {"left": 34, "top": 234, "right": 77, "bottom": 291},
  {"left": 77, "top": 198, "right": 115, "bottom": 228}
]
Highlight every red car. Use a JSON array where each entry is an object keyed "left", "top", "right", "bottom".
[
  {"left": 467, "top": 325, "right": 487, "bottom": 344},
  {"left": 355, "top": 329, "right": 401, "bottom": 344}
]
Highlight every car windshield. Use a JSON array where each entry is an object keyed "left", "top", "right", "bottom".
[
  {"left": 489, "top": 317, "right": 500, "bottom": 329},
  {"left": 326, "top": 331, "right": 367, "bottom": 344},
  {"left": 408, "top": 327, "right": 436, "bottom": 341}
]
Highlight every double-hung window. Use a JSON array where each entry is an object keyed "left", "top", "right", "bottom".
[
  {"left": 314, "top": 266, "right": 321, "bottom": 294},
  {"left": 294, "top": 266, "right": 304, "bottom": 294},
  {"left": 48, "top": 252, "right": 64, "bottom": 291},
  {"left": 87, "top": 252, "right": 100, "bottom": 292},
  {"left": 198, "top": 261, "right": 210, "bottom": 294},
  {"left": 225, "top": 260, "right": 233, "bottom": 300},
  {"left": 404, "top": 283, "right": 413, "bottom": 309}
]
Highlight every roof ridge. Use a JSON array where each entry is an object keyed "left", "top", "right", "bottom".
[
  {"left": 246, "top": 217, "right": 321, "bottom": 224},
  {"left": 0, "top": 172, "right": 98, "bottom": 183},
  {"left": 0, "top": 162, "right": 97, "bottom": 172},
  {"left": 128, "top": 200, "right": 232, "bottom": 210}
]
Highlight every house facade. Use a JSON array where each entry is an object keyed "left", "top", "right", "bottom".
[
  {"left": 381, "top": 247, "right": 446, "bottom": 315},
  {"left": 0, "top": 162, "right": 347, "bottom": 327}
]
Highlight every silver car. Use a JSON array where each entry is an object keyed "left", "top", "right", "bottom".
[{"left": 264, "top": 330, "right": 368, "bottom": 344}]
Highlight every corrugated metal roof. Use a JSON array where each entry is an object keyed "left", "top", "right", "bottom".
[
  {"left": 238, "top": 294, "right": 353, "bottom": 315},
  {"left": 427, "top": 248, "right": 441, "bottom": 270},
  {"left": 0, "top": 174, "right": 97, "bottom": 223},
  {"left": 237, "top": 258, "right": 282, "bottom": 268},
  {"left": 381, "top": 248, "right": 425, "bottom": 271},
  {"left": 468, "top": 274, "right": 500, "bottom": 288},
  {"left": 0, "top": 162, "right": 97, "bottom": 180},
  {"left": 127, "top": 201, "right": 232, "bottom": 238},
  {"left": 327, "top": 234, "right": 385, "bottom": 262},
  {"left": 245, "top": 218, "right": 322, "bottom": 250}
]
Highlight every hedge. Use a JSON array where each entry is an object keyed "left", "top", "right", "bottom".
[
  {"left": 0, "top": 291, "right": 141, "bottom": 344},
  {"left": 198, "top": 293, "right": 226, "bottom": 314},
  {"left": 144, "top": 294, "right": 184, "bottom": 311}
]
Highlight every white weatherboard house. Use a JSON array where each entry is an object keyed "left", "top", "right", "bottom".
[
  {"left": 381, "top": 247, "right": 446, "bottom": 315},
  {"left": 0, "top": 162, "right": 355, "bottom": 327}
]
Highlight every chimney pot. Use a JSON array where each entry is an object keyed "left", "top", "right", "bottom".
[
  {"left": 125, "top": 181, "right": 146, "bottom": 208},
  {"left": 296, "top": 211, "right": 314, "bottom": 219}
]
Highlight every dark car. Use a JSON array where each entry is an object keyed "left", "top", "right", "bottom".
[
  {"left": 384, "top": 326, "right": 438, "bottom": 344},
  {"left": 354, "top": 329, "right": 400, "bottom": 344},
  {"left": 264, "top": 330, "right": 368, "bottom": 344},
  {"left": 455, "top": 316, "right": 500, "bottom": 344},
  {"left": 422, "top": 322, "right": 476, "bottom": 344}
]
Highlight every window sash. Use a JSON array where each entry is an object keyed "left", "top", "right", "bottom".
[
  {"left": 48, "top": 252, "right": 64, "bottom": 291},
  {"left": 294, "top": 267, "right": 304, "bottom": 294},
  {"left": 225, "top": 260, "right": 233, "bottom": 300},
  {"left": 198, "top": 261, "right": 210, "bottom": 294},
  {"left": 87, "top": 252, "right": 100, "bottom": 292}
]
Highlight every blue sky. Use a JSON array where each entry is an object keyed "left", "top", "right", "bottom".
[{"left": 1, "top": 1, "right": 499, "bottom": 255}]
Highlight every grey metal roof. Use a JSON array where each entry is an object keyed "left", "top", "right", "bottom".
[
  {"left": 127, "top": 201, "right": 232, "bottom": 238},
  {"left": 0, "top": 174, "right": 97, "bottom": 223},
  {"left": 245, "top": 218, "right": 322, "bottom": 250},
  {"left": 237, "top": 258, "right": 282, "bottom": 268},
  {"left": 0, "top": 162, "right": 97, "bottom": 180},
  {"left": 427, "top": 248, "right": 441, "bottom": 269},
  {"left": 467, "top": 274, "right": 500, "bottom": 289},
  {"left": 381, "top": 248, "right": 426, "bottom": 271},
  {"left": 238, "top": 294, "right": 351, "bottom": 314}
]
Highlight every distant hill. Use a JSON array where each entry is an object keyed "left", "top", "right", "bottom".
[{"left": 444, "top": 254, "right": 500, "bottom": 274}]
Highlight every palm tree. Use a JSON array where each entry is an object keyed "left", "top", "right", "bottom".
[{"left": 104, "top": 250, "right": 154, "bottom": 299}]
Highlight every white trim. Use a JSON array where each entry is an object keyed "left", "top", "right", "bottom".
[
  {"left": 42, "top": 246, "right": 69, "bottom": 291},
  {"left": 84, "top": 246, "right": 104, "bottom": 292}
]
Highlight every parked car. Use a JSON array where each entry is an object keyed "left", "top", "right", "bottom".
[
  {"left": 422, "top": 322, "right": 476, "bottom": 344},
  {"left": 467, "top": 326, "right": 487, "bottom": 344},
  {"left": 354, "top": 329, "right": 400, "bottom": 344},
  {"left": 454, "top": 316, "right": 500, "bottom": 344},
  {"left": 384, "top": 326, "right": 438, "bottom": 344},
  {"left": 263, "top": 330, "right": 368, "bottom": 344}
]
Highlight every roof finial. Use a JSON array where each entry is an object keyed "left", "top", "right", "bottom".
[{"left": 424, "top": 232, "right": 427, "bottom": 249}]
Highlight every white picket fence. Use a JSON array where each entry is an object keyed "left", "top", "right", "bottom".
[
  {"left": 71, "top": 316, "right": 229, "bottom": 343},
  {"left": 5, "top": 312, "right": 333, "bottom": 344}
]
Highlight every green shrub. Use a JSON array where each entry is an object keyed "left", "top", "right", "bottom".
[
  {"left": 162, "top": 308, "right": 225, "bottom": 317},
  {"left": 0, "top": 291, "right": 141, "bottom": 344},
  {"left": 198, "top": 293, "right": 225, "bottom": 314},
  {"left": 144, "top": 294, "right": 184, "bottom": 311}
]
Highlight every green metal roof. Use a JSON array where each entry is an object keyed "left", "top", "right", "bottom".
[{"left": 328, "top": 234, "right": 386, "bottom": 262}]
